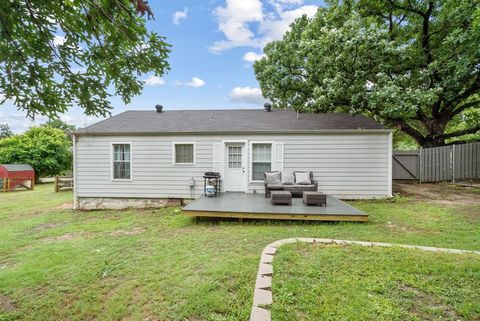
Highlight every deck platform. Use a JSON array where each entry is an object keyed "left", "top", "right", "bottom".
[{"left": 183, "top": 193, "right": 367, "bottom": 222}]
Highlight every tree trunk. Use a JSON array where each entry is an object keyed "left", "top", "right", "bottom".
[{"left": 420, "top": 136, "right": 446, "bottom": 148}]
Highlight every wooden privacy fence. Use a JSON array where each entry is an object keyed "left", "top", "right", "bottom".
[{"left": 393, "top": 142, "right": 480, "bottom": 182}]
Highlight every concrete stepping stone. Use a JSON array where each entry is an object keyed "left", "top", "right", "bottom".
[
  {"left": 262, "top": 246, "right": 276, "bottom": 255},
  {"left": 250, "top": 306, "right": 271, "bottom": 321},
  {"left": 255, "top": 274, "right": 272, "bottom": 290},
  {"left": 253, "top": 288, "right": 272, "bottom": 306},
  {"left": 261, "top": 254, "right": 273, "bottom": 264},
  {"left": 258, "top": 263, "right": 273, "bottom": 276}
]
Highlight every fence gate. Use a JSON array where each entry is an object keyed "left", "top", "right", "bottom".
[
  {"left": 393, "top": 142, "right": 480, "bottom": 183},
  {"left": 392, "top": 150, "right": 419, "bottom": 180}
]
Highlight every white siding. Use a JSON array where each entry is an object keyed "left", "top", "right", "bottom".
[{"left": 75, "top": 133, "right": 391, "bottom": 200}]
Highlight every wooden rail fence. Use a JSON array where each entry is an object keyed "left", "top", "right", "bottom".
[
  {"left": 55, "top": 176, "right": 74, "bottom": 192},
  {"left": 393, "top": 142, "right": 480, "bottom": 182}
]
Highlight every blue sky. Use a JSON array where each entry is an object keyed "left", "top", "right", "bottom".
[{"left": 0, "top": 0, "right": 323, "bottom": 132}]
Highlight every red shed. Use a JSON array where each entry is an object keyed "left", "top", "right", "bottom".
[{"left": 0, "top": 164, "right": 35, "bottom": 192}]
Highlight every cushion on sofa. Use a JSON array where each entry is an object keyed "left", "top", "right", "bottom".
[
  {"left": 295, "top": 172, "right": 311, "bottom": 185},
  {"left": 265, "top": 172, "right": 281, "bottom": 185},
  {"left": 267, "top": 184, "right": 284, "bottom": 190},
  {"left": 281, "top": 171, "right": 295, "bottom": 185}
]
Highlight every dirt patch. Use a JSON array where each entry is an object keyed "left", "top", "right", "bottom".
[
  {"left": 31, "top": 222, "right": 64, "bottom": 232},
  {"left": 108, "top": 227, "right": 145, "bottom": 237},
  {"left": 385, "top": 222, "right": 434, "bottom": 234},
  {"left": 0, "top": 294, "right": 16, "bottom": 311},
  {"left": 455, "top": 206, "right": 480, "bottom": 223},
  {"left": 397, "top": 283, "right": 460, "bottom": 320},
  {"left": 55, "top": 202, "right": 73, "bottom": 210},
  {"left": 41, "top": 232, "right": 92, "bottom": 243},
  {"left": 394, "top": 183, "right": 480, "bottom": 206}
]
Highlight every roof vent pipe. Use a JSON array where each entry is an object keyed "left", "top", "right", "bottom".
[
  {"left": 264, "top": 102, "right": 272, "bottom": 112},
  {"left": 155, "top": 104, "right": 163, "bottom": 113}
]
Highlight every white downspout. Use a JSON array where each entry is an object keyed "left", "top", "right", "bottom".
[
  {"left": 387, "top": 132, "right": 393, "bottom": 197},
  {"left": 73, "top": 134, "right": 78, "bottom": 210}
]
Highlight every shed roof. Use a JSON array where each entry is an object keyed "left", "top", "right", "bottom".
[
  {"left": 76, "top": 109, "right": 386, "bottom": 135},
  {"left": 1, "top": 164, "right": 34, "bottom": 171}
]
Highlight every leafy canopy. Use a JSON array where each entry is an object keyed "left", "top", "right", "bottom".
[
  {"left": 254, "top": 0, "right": 480, "bottom": 147},
  {"left": 0, "top": 0, "right": 170, "bottom": 118},
  {"left": 0, "top": 127, "right": 72, "bottom": 177}
]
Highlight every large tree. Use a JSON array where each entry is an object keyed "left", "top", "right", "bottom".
[
  {"left": 0, "top": 126, "right": 72, "bottom": 178},
  {"left": 0, "top": 0, "right": 170, "bottom": 118},
  {"left": 254, "top": 0, "right": 480, "bottom": 147}
]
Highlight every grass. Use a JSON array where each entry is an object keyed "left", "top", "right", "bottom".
[
  {"left": 273, "top": 243, "right": 480, "bottom": 321},
  {"left": 0, "top": 183, "right": 479, "bottom": 320}
]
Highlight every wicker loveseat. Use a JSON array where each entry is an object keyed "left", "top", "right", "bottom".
[{"left": 264, "top": 171, "right": 318, "bottom": 198}]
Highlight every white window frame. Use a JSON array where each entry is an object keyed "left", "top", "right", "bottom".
[
  {"left": 249, "top": 141, "right": 273, "bottom": 183},
  {"left": 172, "top": 142, "right": 196, "bottom": 165},
  {"left": 111, "top": 142, "right": 133, "bottom": 181}
]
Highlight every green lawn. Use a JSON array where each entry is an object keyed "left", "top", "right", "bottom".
[
  {"left": 273, "top": 243, "right": 480, "bottom": 321},
  {"left": 0, "top": 184, "right": 479, "bottom": 320}
]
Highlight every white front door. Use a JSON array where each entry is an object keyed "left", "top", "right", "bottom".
[{"left": 224, "top": 143, "right": 247, "bottom": 192}]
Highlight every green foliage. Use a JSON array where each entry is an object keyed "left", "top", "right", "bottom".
[
  {"left": 254, "top": 0, "right": 480, "bottom": 147},
  {"left": 0, "top": 126, "right": 72, "bottom": 177},
  {"left": 42, "top": 119, "right": 77, "bottom": 138},
  {"left": 0, "top": 0, "right": 170, "bottom": 118},
  {"left": 0, "top": 123, "right": 13, "bottom": 139},
  {"left": 393, "top": 129, "right": 418, "bottom": 150}
]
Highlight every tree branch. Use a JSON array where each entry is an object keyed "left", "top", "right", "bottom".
[
  {"left": 442, "top": 125, "right": 480, "bottom": 139},
  {"left": 388, "top": 118, "right": 425, "bottom": 144},
  {"left": 451, "top": 100, "right": 480, "bottom": 117}
]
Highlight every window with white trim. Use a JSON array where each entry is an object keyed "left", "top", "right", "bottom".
[
  {"left": 112, "top": 144, "right": 131, "bottom": 180},
  {"left": 251, "top": 143, "right": 272, "bottom": 180},
  {"left": 174, "top": 143, "right": 194, "bottom": 164},
  {"left": 228, "top": 146, "right": 242, "bottom": 168}
]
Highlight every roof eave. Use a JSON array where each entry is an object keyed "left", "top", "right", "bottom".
[{"left": 73, "top": 129, "right": 392, "bottom": 136}]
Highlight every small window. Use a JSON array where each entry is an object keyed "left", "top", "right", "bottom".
[
  {"left": 174, "top": 143, "right": 194, "bottom": 164},
  {"left": 252, "top": 143, "right": 272, "bottom": 180},
  {"left": 112, "top": 144, "right": 131, "bottom": 180},
  {"left": 228, "top": 146, "right": 242, "bottom": 168}
]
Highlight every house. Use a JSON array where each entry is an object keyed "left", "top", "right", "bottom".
[{"left": 73, "top": 107, "right": 392, "bottom": 209}]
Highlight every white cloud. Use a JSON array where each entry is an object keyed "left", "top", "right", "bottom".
[
  {"left": 53, "top": 35, "right": 66, "bottom": 46},
  {"left": 229, "top": 86, "right": 267, "bottom": 104},
  {"left": 243, "top": 51, "right": 264, "bottom": 62},
  {"left": 144, "top": 75, "right": 166, "bottom": 86},
  {"left": 210, "top": 0, "right": 318, "bottom": 53},
  {"left": 260, "top": 5, "right": 317, "bottom": 42},
  {"left": 172, "top": 7, "right": 188, "bottom": 25},
  {"left": 210, "top": 0, "right": 264, "bottom": 53},
  {"left": 178, "top": 77, "right": 205, "bottom": 88}
]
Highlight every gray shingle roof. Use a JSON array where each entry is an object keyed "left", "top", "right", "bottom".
[
  {"left": 1, "top": 164, "right": 34, "bottom": 171},
  {"left": 76, "top": 109, "right": 386, "bottom": 135}
]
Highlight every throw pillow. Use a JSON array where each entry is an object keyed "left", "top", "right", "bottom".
[
  {"left": 281, "top": 171, "right": 295, "bottom": 185},
  {"left": 265, "top": 172, "right": 281, "bottom": 185},
  {"left": 295, "top": 172, "right": 311, "bottom": 185}
]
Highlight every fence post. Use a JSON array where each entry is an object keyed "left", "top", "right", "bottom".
[
  {"left": 418, "top": 148, "right": 422, "bottom": 183},
  {"left": 452, "top": 144, "right": 455, "bottom": 183}
]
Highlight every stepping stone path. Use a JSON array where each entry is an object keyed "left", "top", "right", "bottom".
[{"left": 250, "top": 238, "right": 480, "bottom": 321}]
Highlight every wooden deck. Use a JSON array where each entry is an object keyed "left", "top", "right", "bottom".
[{"left": 183, "top": 193, "right": 367, "bottom": 222}]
